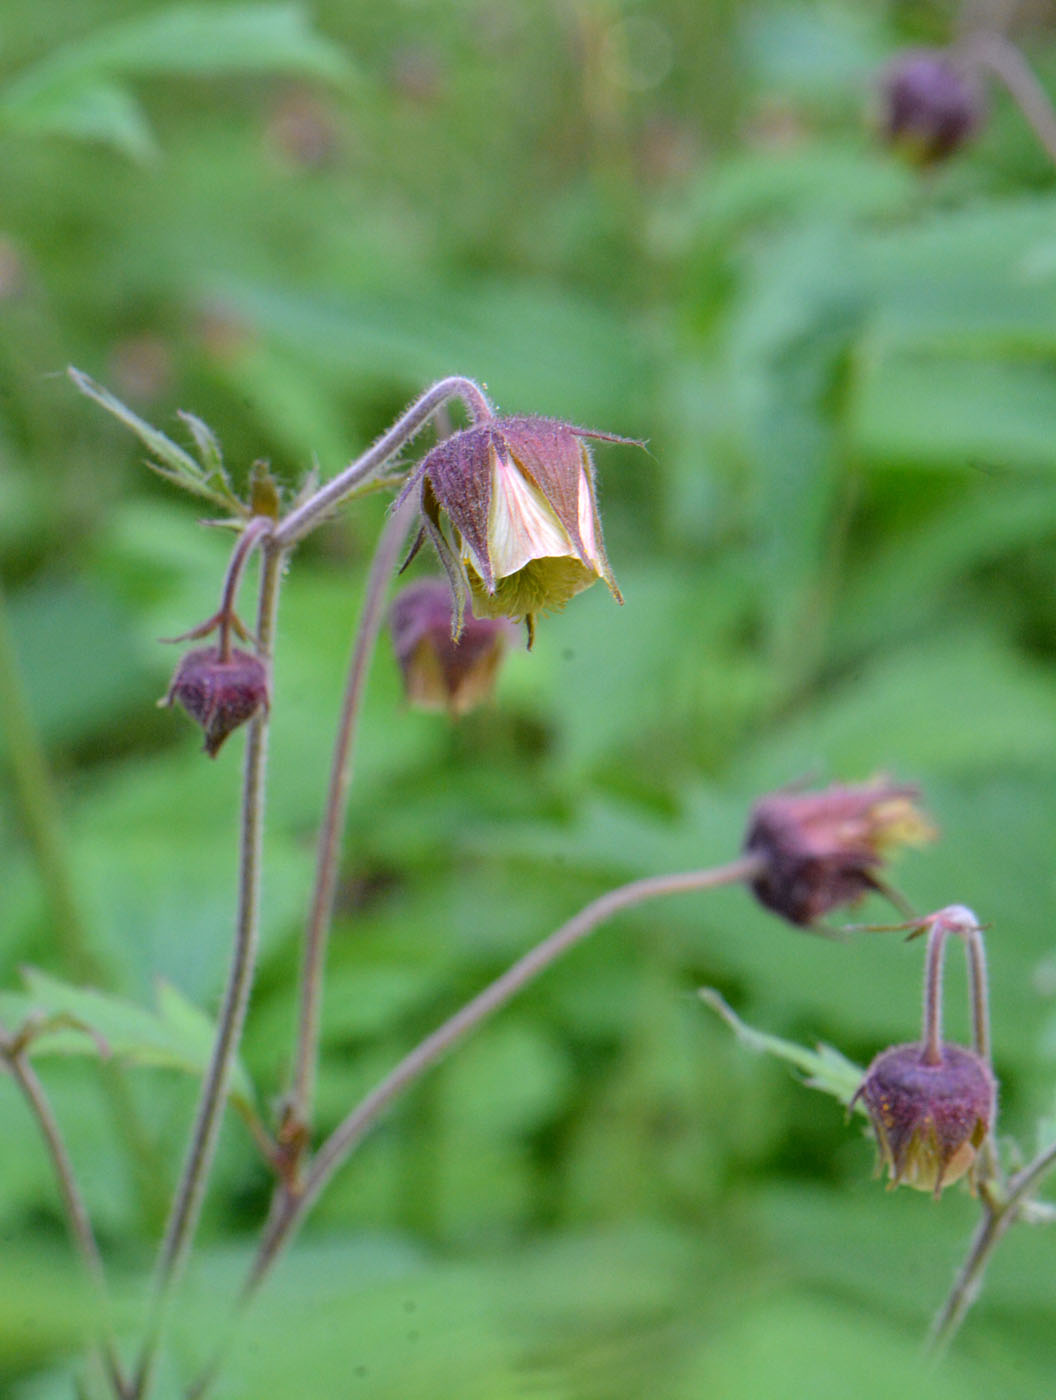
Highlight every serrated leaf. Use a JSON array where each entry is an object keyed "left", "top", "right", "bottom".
[
  {"left": 0, "top": 969, "right": 256, "bottom": 1113},
  {"left": 699, "top": 988, "right": 864, "bottom": 1108}
]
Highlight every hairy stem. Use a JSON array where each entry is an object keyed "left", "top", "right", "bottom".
[
  {"left": 253, "top": 857, "right": 761, "bottom": 1296},
  {"left": 131, "top": 538, "right": 285, "bottom": 1399},
  {"left": 921, "top": 919, "right": 947, "bottom": 1065},
  {"left": 1, "top": 1039, "right": 126, "bottom": 1396},
  {"left": 217, "top": 517, "right": 273, "bottom": 661},
  {"left": 284, "top": 495, "right": 419, "bottom": 1148},
  {"left": 272, "top": 376, "right": 494, "bottom": 550},
  {"left": 929, "top": 1138, "right": 1056, "bottom": 1356},
  {"left": 184, "top": 855, "right": 760, "bottom": 1398}
]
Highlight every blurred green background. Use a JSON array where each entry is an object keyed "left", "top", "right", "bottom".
[{"left": 4, "top": 0, "right": 1056, "bottom": 1396}]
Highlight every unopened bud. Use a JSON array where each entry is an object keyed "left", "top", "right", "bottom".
[
  {"left": 852, "top": 1042, "right": 995, "bottom": 1197},
  {"left": 390, "top": 579, "right": 514, "bottom": 716},
  {"left": 162, "top": 645, "right": 269, "bottom": 756},
  {"left": 878, "top": 49, "right": 985, "bottom": 166}
]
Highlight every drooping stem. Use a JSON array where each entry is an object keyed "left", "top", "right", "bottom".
[
  {"left": 959, "top": 29, "right": 1056, "bottom": 167},
  {"left": 1, "top": 1038, "right": 126, "bottom": 1397},
  {"left": 130, "top": 538, "right": 286, "bottom": 1400},
  {"left": 284, "top": 493, "right": 419, "bottom": 1147},
  {"left": 216, "top": 517, "right": 274, "bottom": 661},
  {"left": 921, "top": 918, "right": 947, "bottom": 1066},
  {"left": 272, "top": 376, "right": 495, "bottom": 550},
  {"left": 920, "top": 905, "right": 990, "bottom": 1068},
  {"left": 251, "top": 857, "right": 762, "bottom": 1297}
]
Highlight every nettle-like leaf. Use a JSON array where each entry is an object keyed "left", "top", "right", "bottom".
[
  {"left": 0, "top": 3, "right": 351, "bottom": 160},
  {"left": 700, "top": 988, "right": 864, "bottom": 1110},
  {"left": 0, "top": 968, "right": 256, "bottom": 1115}
]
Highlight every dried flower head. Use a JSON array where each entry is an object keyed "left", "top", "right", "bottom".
[
  {"left": 162, "top": 645, "right": 269, "bottom": 757},
  {"left": 878, "top": 49, "right": 985, "bottom": 166},
  {"left": 389, "top": 578, "right": 515, "bottom": 716},
  {"left": 400, "top": 415, "right": 639, "bottom": 641},
  {"left": 743, "top": 780, "right": 934, "bottom": 927},
  {"left": 852, "top": 1042, "right": 995, "bottom": 1197}
]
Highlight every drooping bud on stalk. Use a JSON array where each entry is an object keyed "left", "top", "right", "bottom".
[
  {"left": 162, "top": 646, "right": 269, "bottom": 757},
  {"left": 853, "top": 1043, "right": 995, "bottom": 1196},
  {"left": 743, "top": 780, "right": 934, "bottom": 928},
  {"left": 389, "top": 578, "right": 515, "bottom": 716},
  {"left": 877, "top": 49, "right": 985, "bottom": 166},
  {"left": 398, "top": 415, "right": 640, "bottom": 641}
]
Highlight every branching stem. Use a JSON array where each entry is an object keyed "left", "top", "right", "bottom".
[
  {"left": 272, "top": 377, "right": 494, "bottom": 550},
  {"left": 130, "top": 537, "right": 286, "bottom": 1400}
]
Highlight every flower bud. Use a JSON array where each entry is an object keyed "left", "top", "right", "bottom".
[
  {"left": 743, "top": 780, "right": 934, "bottom": 927},
  {"left": 852, "top": 1042, "right": 995, "bottom": 1197},
  {"left": 878, "top": 49, "right": 985, "bottom": 166},
  {"left": 401, "top": 415, "right": 639, "bottom": 638},
  {"left": 389, "top": 578, "right": 514, "bottom": 716},
  {"left": 162, "top": 645, "right": 269, "bottom": 757}
]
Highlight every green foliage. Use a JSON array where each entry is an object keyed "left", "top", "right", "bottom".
[{"left": 4, "top": 0, "right": 1056, "bottom": 1395}]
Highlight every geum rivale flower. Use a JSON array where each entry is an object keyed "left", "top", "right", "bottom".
[{"left": 398, "top": 416, "right": 640, "bottom": 644}]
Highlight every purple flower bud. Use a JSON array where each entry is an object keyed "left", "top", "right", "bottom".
[
  {"left": 400, "top": 415, "right": 639, "bottom": 637},
  {"left": 744, "top": 780, "right": 934, "bottom": 927},
  {"left": 389, "top": 579, "right": 515, "bottom": 716},
  {"left": 162, "top": 645, "right": 269, "bottom": 757},
  {"left": 852, "top": 1042, "right": 996, "bottom": 1197},
  {"left": 878, "top": 49, "right": 985, "bottom": 166}
]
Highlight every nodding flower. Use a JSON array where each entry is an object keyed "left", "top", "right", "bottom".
[
  {"left": 398, "top": 415, "right": 640, "bottom": 644},
  {"left": 389, "top": 578, "right": 515, "bottom": 716},
  {"left": 743, "top": 779, "right": 934, "bottom": 928}
]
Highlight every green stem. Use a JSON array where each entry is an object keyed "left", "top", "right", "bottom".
[{"left": 130, "top": 537, "right": 284, "bottom": 1399}]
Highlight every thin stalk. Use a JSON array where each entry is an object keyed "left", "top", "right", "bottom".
[
  {"left": 184, "top": 855, "right": 761, "bottom": 1399},
  {"left": 959, "top": 30, "right": 1056, "bottom": 167},
  {"left": 0, "top": 578, "right": 167, "bottom": 1231},
  {"left": 921, "top": 920, "right": 947, "bottom": 1065},
  {"left": 272, "top": 377, "right": 494, "bottom": 550},
  {"left": 2, "top": 1040, "right": 126, "bottom": 1397},
  {"left": 285, "top": 494, "right": 419, "bottom": 1147},
  {"left": 929, "top": 1139, "right": 1056, "bottom": 1356},
  {"left": 252, "top": 857, "right": 762, "bottom": 1296},
  {"left": 216, "top": 517, "right": 273, "bottom": 661},
  {"left": 130, "top": 538, "right": 285, "bottom": 1400}
]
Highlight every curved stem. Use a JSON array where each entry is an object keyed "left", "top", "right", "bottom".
[
  {"left": 184, "top": 855, "right": 760, "bottom": 1399},
  {"left": 284, "top": 494, "right": 419, "bottom": 1148},
  {"left": 959, "top": 30, "right": 1056, "bottom": 167},
  {"left": 216, "top": 517, "right": 273, "bottom": 661},
  {"left": 2, "top": 1040, "right": 126, "bottom": 1396},
  {"left": 130, "top": 539, "right": 286, "bottom": 1400},
  {"left": 272, "top": 377, "right": 495, "bottom": 550},
  {"left": 251, "top": 857, "right": 761, "bottom": 1298},
  {"left": 921, "top": 919, "right": 947, "bottom": 1065}
]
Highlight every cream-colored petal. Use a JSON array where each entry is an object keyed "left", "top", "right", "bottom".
[
  {"left": 576, "top": 464, "right": 603, "bottom": 570},
  {"left": 485, "top": 450, "right": 576, "bottom": 579}
]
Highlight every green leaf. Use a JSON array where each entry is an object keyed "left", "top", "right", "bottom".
[
  {"left": 699, "top": 988, "right": 864, "bottom": 1108},
  {"left": 0, "top": 969, "right": 257, "bottom": 1113},
  {"left": 0, "top": 4, "right": 350, "bottom": 156}
]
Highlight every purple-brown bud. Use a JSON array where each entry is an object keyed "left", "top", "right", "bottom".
[
  {"left": 878, "top": 49, "right": 985, "bottom": 166},
  {"left": 162, "top": 645, "right": 269, "bottom": 757},
  {"left": 389, "top": 578, "right": 515, "bottom": 716},
  {"left": 852, "top": 1042, "right": 995, "bottom": 1197},
  {"left": 400, "top": 415, "right": 639, "bottom": 637},
  {"left": 743, "top": 780, "right": 934, "bottom": 927}
]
